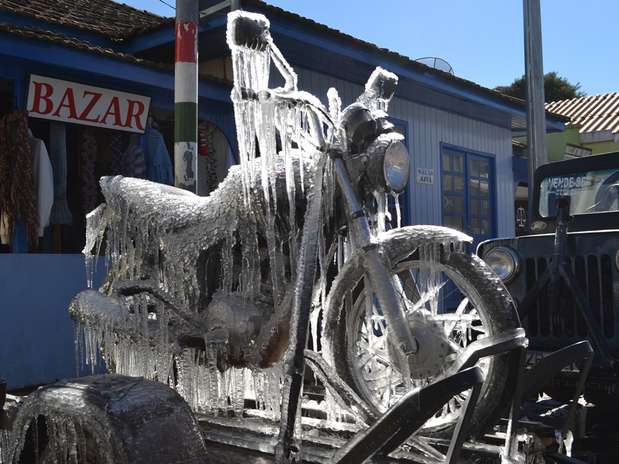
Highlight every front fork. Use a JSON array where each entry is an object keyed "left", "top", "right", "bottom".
[{"left": 333, "top": 157, "right": 419, "bottom": 364}]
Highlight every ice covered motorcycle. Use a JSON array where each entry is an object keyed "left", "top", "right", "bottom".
[{"left": 67, "top": 12, "right": 520, "bottom": 440}]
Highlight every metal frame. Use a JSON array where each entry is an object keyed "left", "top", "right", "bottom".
[
  {"left": 309, "top": 327, "right": 592, "bottom": 463},
  {"left": 503, "top": 340, "right": 594, "bottom": 462},
  {"left": 307, "top": 328, "right": 528, "bottom": 463},
  {"left": 332, "top": 367, "right": 484, "bottom": 464}
]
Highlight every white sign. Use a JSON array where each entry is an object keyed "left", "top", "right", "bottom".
[
  {"left": 416, "top": 168, "right": 434, "bottom": 185},
  {"left": 27, "top": 74, "right": 151, "bottom": 134}
]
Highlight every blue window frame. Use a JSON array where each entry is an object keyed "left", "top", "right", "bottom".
[{"left": 441, "top": 145, "right": 496, "bottom": 244}]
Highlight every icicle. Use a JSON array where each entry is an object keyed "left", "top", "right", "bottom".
[
  {"left": 82, "top": 204, "right": 107, "bottom": 288},
  {"left": 392, "top": 191, "right": 402, "bottom": 229},
  {"left": 327, "top": 87, "right": 342, "bottom": 124},
  {"left": 372, "top": 190, "right": 388, "bottom": 235}
]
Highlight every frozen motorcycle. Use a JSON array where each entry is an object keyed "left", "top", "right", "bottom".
[{"left": 62, "top": 11, "right": 521, "bottom": 444}]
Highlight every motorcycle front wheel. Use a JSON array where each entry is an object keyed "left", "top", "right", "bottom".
[{"left": 323, "top": 230, "right": 520, "bottom": 438}]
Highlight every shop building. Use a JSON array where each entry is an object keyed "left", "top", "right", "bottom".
[{"left": 0, "top": 0, "right": 564, "bottom": 388}]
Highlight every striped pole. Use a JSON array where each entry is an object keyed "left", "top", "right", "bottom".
[{"left": 174, "top": 0, "right": 199, "bottom": 191}]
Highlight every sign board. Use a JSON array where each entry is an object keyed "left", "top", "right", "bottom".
[
  {"left": 416, "top": 168, "right": 434, "bottom": 185},
  {"left": 27, "top": 75, "right": 150, "bottom": 134}
]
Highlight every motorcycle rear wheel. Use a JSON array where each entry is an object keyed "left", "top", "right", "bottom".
[{"left": 324, "top": 233, "right": 520, "bottom": 439}]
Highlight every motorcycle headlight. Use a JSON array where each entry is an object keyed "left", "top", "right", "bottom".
[
  {"left": 484, "top": 246, "right": 520, "bottom": 283},
  {"left": 383, "top": 140, "right": 409, "bottom": 193}
]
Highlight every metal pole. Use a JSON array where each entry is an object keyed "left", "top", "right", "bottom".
[
  {"left": 174, "top": 0, "right": 199, "bottom": 191},
  {"left": 523, "top": 0, "right": 547, "bottom": 229}
]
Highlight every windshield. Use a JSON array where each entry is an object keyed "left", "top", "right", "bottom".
[{"left": 539, "top": 168, "right": 619, "bottom": 217}]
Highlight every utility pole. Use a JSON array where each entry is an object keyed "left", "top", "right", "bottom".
[
  {"left": 174, "top": 0, "right": 199, "bottom": 192},
  {"left": 523, "top": 0, "right": 547, "bottom": 229}
]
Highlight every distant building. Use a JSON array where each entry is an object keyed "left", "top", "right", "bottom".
[{"left": 545, "top": 92, "right": 619, "bottom": 160}]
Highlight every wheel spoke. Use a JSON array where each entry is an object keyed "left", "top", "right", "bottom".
[
  {"left": 345, "top": 258, "right": 492, "bottom": 431},
  {"left": 444, "top": 297, "right": 469, "bottom": 335}
]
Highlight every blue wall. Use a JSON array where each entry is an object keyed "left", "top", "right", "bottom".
[{"left": 0, "top": 254, "right": 106, "bottom": 389}]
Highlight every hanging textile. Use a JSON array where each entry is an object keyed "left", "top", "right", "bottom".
[
  {"left": 49, "top": 122, "right": 72, "bottom": 225},
  {"left": 0, "top": 111, "right": 38, "bottom": 247},
  {"left": 28, "top": 130, "right": 54, "bottom": 237},
  {"left": 79, "top": 128, "right": 98, "bottom": 214},
  {"left": 122, "top": 134, "right": 147, "bottom": 178},
  {"left": 110, "top": 132, "right": 125, "bottom": 176},
  {"left": 141, "top": 125, "right": 173, "bottom": 185},
  {"left": 198, "top": 121, "right": 219, "bottom": 195}
]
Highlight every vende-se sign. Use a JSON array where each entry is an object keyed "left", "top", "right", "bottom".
[{"left": 27, "top": 75, "right": 151, "bottom": 134}]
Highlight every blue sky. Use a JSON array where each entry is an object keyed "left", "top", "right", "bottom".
[{"left": 126, "top": 0, "right": 617, "bottom": 96}]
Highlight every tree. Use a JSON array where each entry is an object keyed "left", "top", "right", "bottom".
[{"left": 495, "top": 72, "right": 585, "bottom": 103}]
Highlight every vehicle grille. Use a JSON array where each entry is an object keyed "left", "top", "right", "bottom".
[{"left": 524, "top": 254, "right": 616, "bottom": 339}]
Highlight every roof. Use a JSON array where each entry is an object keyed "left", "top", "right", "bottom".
[
  {"left": 0, "top": 21, "right": 168, "bottom": 67},
  {"left": 546, "top": 92, "right": 619, "bottom": 135},
  {"left": 0, "top": 20, "right": 232, "bottom": 88},
  {"left": 0, "top": 0, "right": 167, "bottom": 39}
]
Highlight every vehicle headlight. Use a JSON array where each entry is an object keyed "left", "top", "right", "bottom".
[
  {"left": 383, "top": 140, "right": 409, "bottom": 193},
  {"left": 484, "top": 246, "right": 520, "bottom": 283}
]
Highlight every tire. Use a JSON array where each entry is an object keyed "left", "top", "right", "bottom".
[
  {"left": 323, "top": 227, "right": 521, "bottom": 439},
  {"left": 7, "top": 375, "right": 207, "bottom": 464}
]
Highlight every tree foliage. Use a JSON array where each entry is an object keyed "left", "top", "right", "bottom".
[{"left": 495, "top": 72, "right": 586, "bottom": 103}]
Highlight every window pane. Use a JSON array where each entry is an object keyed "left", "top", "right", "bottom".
[
  {"left": 443, "top": 174, "right": 453, "bottom": 191},
  {"left": 479, "top": 179, "right": 489, "bottom": 195},
  {"left": 445, "top": 215, "right": 463, "bottom": 230},
  {"left": 453, "top": 156, "right": 464, "bottom": 173},
  {"left": 454, "top": 175, "right": 464, "bottom": 192},
  {"left": 471, "top": 217, "right": 481, "bottom": 234},
  {"left": 480, "top": 160, "right": 489, "bottom": 179},
  {"left": 469, "top": 178, "right": 480, "bottom": 193},
  {"left": 482, "top": 199, "right": 489, "bottom": 215},
  {"left": 470, "top": 199, "right": 480, "bottom": 216},
  {"left": 481, "top": 219, "right": 490, "bottom": 234},
  {"left": 469, "top": 159, "right": 480, "bottom": 177}
]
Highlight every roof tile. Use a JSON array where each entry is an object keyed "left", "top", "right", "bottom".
[
  {"left": 0, "top": 0, "right": 169, "bottom": 39},
  {"left": 546, "top": 92, "right": 619, "bottom": 134}
]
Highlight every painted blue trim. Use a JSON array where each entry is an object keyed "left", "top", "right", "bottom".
[
  {"left": 0, "top": 63, "right": 26, "bottom": 109},
  {"left": 439, "top": 143, "right": 499, "bottom": 240},
  {"left": 0, "top": 11, "right": 114, "bottom": 47},
  {"left": 120, "top": 26, "right": 175, "bottom": 54},
  {"left": 121, "top": 16, "right": 226, "bottom": 54},
  {"left": 0, "top": 33, "right": 232, "bottom": 102},
  {"left": 441, "top": 142, "right": 497, "bottom": 160},
  {"left": 512, "top": 156, "right": 529, "bottom": 185}
]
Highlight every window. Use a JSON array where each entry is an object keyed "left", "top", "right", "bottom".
[{"left": 441, "top": 146, "right": 495, "bottom": 242}]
